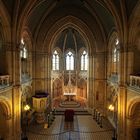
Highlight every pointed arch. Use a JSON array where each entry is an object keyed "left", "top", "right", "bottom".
[
  {"left": 43, "top": 16, "right": 96, "bottom": 55},
  {"left": 107, "top": 31, "right": 120, "bottom": 76},
  {"left": 0, "top": 97, "right": 11, "bottom": 120},
  {"left": 65, "top": 50, "right": 75, "bottom": 71},
  {"left": 80, "top": 49, "right": 88, "bottom": 71},
  {"left": 127, "top": 96, "right": 140, "bottom": 118},
  {"left": 52, "top": 49, "right": 60, "bottom": 71},
  {"left": 20, "top": 29, "right": 33, "bottom": 79},
  {"left": 52, "top": 78, "right": 62, "bottom": 98},
  {"left": 78, "top": 78, "right": 87, "bottom": 99}
]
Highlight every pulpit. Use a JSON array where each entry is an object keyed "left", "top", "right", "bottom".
[
  {"left": 64, "top": 109, "right": 74, "bottom": 121},
  {"left": 32, "top": 92, "right": 49, "bottom": 123}
]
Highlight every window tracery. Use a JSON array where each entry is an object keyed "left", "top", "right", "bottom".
[
  {"left": 66, "top": 51, "right": 74, "bottom": 70},
  {"left": 20, "top": 38, "right": 28, "bottom": 59},
  {"left": 112, "top": 38, "right": 120, "bottom": 74},
  {"left": 52, "top": 50, "right": 59, "bottom": 70},
  {"left": 81, "top": 50, "right": 88, "bottom": 70}
]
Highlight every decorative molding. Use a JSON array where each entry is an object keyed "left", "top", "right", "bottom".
[
  {"left": 79, "top": 71, "right": 88, "bottom": 79},
  {"left": 51, "top": 71, "right": 63, "bottom": 80}
]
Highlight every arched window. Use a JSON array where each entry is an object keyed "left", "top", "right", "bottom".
[
  {"left": 20, "top": 38, "right": 28, "bottom": 59},
  {"left": 52, "top": 50, "right": 59, "bottom": 70},
  {"left": 20, "top": 38, "right": 29, "bottom": 79},
  {"left": 66, "top": 51, "right": 74, "bottom": 70},
  {"left": 113, "top": 47, "right": 117, "bottom": 62},
  {"left": 81, "top": 50, "right": 88, "bottom": 70},
  {"left": 112, "top": 38, "right": 119, "bottom": 74}
]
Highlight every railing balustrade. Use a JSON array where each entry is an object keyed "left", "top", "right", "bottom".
[
  {"left": 0, "top": 75, "right": 10, "bottom": 86},
  {"left": 130, "top": 74, "right": 140, "bottom": 88}
]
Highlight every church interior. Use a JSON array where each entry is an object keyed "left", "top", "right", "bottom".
[{"left": 0, "top": 0, "right": 140, "bottom": 140}]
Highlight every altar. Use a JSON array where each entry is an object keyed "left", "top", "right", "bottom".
[
  {"left": 63, "top": 92, "right": 76, "bottom": 101},
  {"left": 63, "top": 71, "right": 77, "bottom": 101}
]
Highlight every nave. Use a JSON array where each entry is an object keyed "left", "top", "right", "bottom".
[
  {"left": 27, "top": 114, "right": 113, "bottom": 140},
  {"left": 1, "top": 0, "right": 140, "bottom": 139},
  {"left": 25, "top": 98, "right": 114, "bottom": 140}
]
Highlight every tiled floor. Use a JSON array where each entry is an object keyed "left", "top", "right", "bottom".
[{"left": 27, "top": 115, "right": 113, "bottom": 140}]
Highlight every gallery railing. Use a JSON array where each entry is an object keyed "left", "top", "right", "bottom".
[
  {"left": 129, "top": 74, "right": 140, "bottom": 89},
  {"left": 0, "top": 75, "right": 10, "bottom": 89}
]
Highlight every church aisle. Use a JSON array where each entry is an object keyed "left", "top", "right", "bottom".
[
  {"left": 27, "top": 115, "right": 113, "bottom": 140},
  {"left": 77, "top": 116, "right": 113, "bottom": 140}
]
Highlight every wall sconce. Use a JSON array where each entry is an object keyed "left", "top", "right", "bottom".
[
  {"left": 108, "top": 104, "right": 114, "bottom": 111},
  {"left": 24, "top": 104, "right": 30, "bottom": 111},
  {"left": 22, "top": 104, "right": 30, "bottom": 140}
]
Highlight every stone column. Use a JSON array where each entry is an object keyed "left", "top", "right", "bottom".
[
  {"left": 12, "top": 86, "right": 22, "bottom": 140},
  {"left": 93, "top": 52, "right": 106, "bottom": 114},
  {"left": 117, "top": 47, "right": 127, "bottom": 140},
  {"left": 12, "top": 45, "right": 22, "bottom": 140},
  {"left": 45, "top": 53, "right": 51, "bottom": 108},
  {"left": 88, "top": 55, "right": 94, "bottom": 111},
  {"left": 47, "top": 53, "right": 51, "bottom": 93},
  {"left": 127, "top": 46, "right": 134, "bottom": 84},
  {"left": 6, "top": 44, "right": 13, "bottom": 81}
]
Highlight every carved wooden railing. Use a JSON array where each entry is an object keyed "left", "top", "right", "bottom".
[
  {"left": 0, "top": 75, "right": 10, "bottom": 86},
  {"left": 129, "top": 74, "right": 140, "bottom": 88}
]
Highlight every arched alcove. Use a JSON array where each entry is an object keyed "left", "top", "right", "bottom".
[
  {"left": 52, "top": 78, "right": 62, "bottom": 99},
  {"left": 20, "top": 29, "right": 33, "bottom": 81},
  {"left": 107, "top": 31, "right": 120, "bottom": 78},
  {"left": 49, "top": 26, "right": 89, "bottom": 105},
  {"left": 0, "top": 97, "right": 11, "bottom": 139},
  {"left": 77, "top": 78, "right": 87, "bottom": 99},
  {"left": 127, "top": 97, "right": 140, "bottom": 140}
]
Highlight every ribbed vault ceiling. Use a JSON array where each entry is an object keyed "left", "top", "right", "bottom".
[
  {"left": 27, "top": 0, "right": 115, "bottom": 37},
  {"left": 1, "top": 0, "right": 139, "bottom": 39},
  {"left": 55, "top": 27, "right": 86, "bottom": 52}
]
